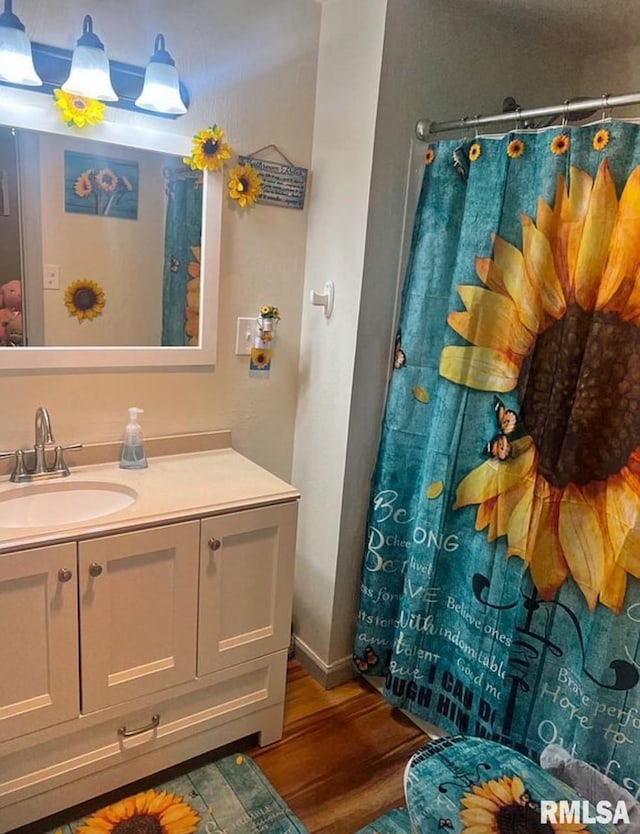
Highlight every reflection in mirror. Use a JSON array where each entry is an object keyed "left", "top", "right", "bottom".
[{"left": 0, "top": 126, "right": 203, "bottom": 349}]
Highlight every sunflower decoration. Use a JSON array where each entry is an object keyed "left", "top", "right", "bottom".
[
  {"left": 183, "top": 125, "right": 232, "bottom": 172},
  {"left": 425, "top": 147, "right": 436, "bottom": 166},
  {"left": 76, "top": 787, "right": 200, "bottom": 834},
  {"left": 593, "top": 128, "right": 611, "bottom": 151},
  {"left": 550, "top": 133, "right": 570, "bottom": 156},
  {"left": 460, "top": 775, "right": 587, "bottom": 833},
  {"left": 53, "top": 89, "right": 105, "bottom": 128},
  {"left": 64, "top": 279, "right": 106, "bottom": 321},
  {"left": 507, "top": 138, "right": 525, "bottom": 159},
  {"left": 228, "top": 162, "right": 263, "bottom": 208},
  {"left": 440, "top": 159, "right": 640, "bottom": 613},
  {"left": 469, "top": 143, "right": 482, "bottom": 162}
]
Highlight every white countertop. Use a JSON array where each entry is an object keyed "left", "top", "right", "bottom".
[{"left": 0, "top": 448, "right": 299, "bottom": 553}]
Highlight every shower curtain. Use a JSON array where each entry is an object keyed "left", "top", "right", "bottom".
[
  {"left": 355, "top": 121, "right": 640, "bottom": 794},
  {"left": 161, "top": 167, "right": 203, "bottom": 346}
]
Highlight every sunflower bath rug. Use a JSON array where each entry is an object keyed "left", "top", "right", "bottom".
[{"left": 46, "top": 754, "right": 307, "bottom": 834}]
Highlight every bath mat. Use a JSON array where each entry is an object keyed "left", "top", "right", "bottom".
[
  {"left": 355, "top": 808, "right": 411, "bottom": 834},
  {"left": 46, "top": 753, "right": 308, "bottom": 833}
]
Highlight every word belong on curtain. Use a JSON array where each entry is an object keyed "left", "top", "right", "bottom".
[{"left": 355, "top": 121, "right": 640, "bottom": 799}]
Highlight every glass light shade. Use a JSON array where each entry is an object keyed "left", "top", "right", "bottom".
[
  {"left": 135, "top": 60, "right": 186, "bottom": 115},
  {"left": 62, "top": 43, "right": 117, "bottom": 100},
  {"left": 61, "top": 15, "right": 117, "bottom": 101},
  {"left": 0, "top": 1, "right": 41, "bottom": 86}
]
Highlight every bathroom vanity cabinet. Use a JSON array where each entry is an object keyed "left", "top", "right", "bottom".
[{"left": 0, "top": 445, "right": 298, "bottom": 832}]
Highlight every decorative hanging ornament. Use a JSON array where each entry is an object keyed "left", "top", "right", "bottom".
[{"left": 53, "top": 88, "right": 105, "bottom": 128}]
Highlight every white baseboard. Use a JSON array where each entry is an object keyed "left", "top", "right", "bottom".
[{"left": 293, "top": 636, "right": 355, "bottom": 689}]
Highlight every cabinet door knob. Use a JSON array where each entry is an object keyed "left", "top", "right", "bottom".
[
  {"left": 89, "top": 562, "right": 103, "bottom": 577},
  {"left": 58, "top": 567, "right": 73, "bottom": 582},
  {"left": 208, "top": 537, "right": 221, "bottom": 552}
]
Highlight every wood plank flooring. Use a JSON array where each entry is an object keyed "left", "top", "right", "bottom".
[
  {"left": 12, "top": 660, "right": 428, "bottom": 834},
  {"left": 252, "top": 661, "right": 428, "bottom": 833}
]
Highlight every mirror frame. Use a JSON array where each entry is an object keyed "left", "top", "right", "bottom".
[{"left": 0, "top": 88, "right": 220, "bottom": 369}]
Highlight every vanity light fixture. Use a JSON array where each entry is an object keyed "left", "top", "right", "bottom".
[
  {"left": 61, "top": 14, "right": 118, "bottom": 101},
  {"left": 135, "top": 34, "right": 186, "bottom": 115},
  {"left": 0, "top": 0, "right": 42, "bottom": 86},
  {"left": 0, "top": 8, "right": 189, "bottom": 118}
]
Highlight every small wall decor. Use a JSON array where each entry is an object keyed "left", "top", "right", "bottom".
[
  {"left": 64, "top": 278, "right": 106, "bottom": 321},
  {"left": 64, "top": 150, "right": 139, "bottom": 219},
  {"left": 183, "top": 125, "right": 232, "bottom": 173},
  {"left": 250, "top": 305, "right": 280, "bottom": 373},
  {"left": 53, "top": 89, "right": 106, "bottom": 129},
  {"left": 238, "top": 145, "right": 308, "bottom": 210}
]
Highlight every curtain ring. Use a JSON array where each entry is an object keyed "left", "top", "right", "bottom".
[
  {"left": 462, "top": 115, "right": 469, "bottom": 140},
  {"left": 474, "top": 115, "right": 480, "bottom": 140},
  {"left": 601, "top": 93, "right": 610, "bottom": 122},
  {"left": 514, "top": 106, "right": 522, "bottom": 131},
  {"left": 562, "top": 100, "right": 570, "bottom": 128}
]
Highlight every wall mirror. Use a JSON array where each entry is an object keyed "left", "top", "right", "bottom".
[{"left": 0, "top": 96, "right": 220, "bottom": 370}]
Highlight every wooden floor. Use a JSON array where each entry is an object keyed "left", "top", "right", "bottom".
[
  {"left": 14, "top": 660, "right": 428, "bottom": 834},
  {"left": 252, "top": 661, "right": 428, "bottom": 833}
]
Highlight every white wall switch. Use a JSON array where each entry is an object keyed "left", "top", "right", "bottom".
[
  {"left": 235, "top": 317, "right": 258, "bottom": 355},
  {"left": 43, "top": 264, "right": 59, "bottom": 290}
]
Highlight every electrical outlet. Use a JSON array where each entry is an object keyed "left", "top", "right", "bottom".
[
  {"left": 235, "top": 317, "right": 258, "bottom": 355},
  {"left": 43, "top": 264, "right": 59, "bottom": 290}
]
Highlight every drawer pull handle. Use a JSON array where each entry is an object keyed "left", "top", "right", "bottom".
[
  {"left": 118, "top": 713, "right": 160, "bottom": 738},
  {"left": 208, "top": 537, "right": 221, "bottom": 551},
  {"left": 88, "top": 561, "right": 103, "bottom": 577},
  {"left": 58, "top": 567, "right": 73, "bottom": 583}
]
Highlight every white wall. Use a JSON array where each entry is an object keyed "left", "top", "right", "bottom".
[
  {"left": 292, "top": 0, "right": 583, "bottom": 680},
  {"left": 0, "top": 0, "right": 320, "bottom": 482}
]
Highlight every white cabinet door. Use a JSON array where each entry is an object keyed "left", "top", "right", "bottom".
[
  {"left": 198, "top": 502, "right": 297, "bottom": 676},
  {"left": 79, "top": 521, "right": 199, "bottom": 713},
  {"left": 0, "top": 543, "right": 79, "bottom": 741}
]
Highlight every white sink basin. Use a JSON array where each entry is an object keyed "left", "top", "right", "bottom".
[{"left": 0, "top": 482, "right": 137, "bottom": 528}]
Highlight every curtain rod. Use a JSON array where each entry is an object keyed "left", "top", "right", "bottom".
[{"left": 415, "top": 91, "right": 640, "bottom": 140}]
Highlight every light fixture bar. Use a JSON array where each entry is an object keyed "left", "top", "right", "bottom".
[{"left": 0, "top": 40, "right": 189, "bottom": 118}]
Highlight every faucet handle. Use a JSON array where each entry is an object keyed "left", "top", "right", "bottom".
[
  {"left": 53, "top": 443, "right": 84, "bottom": 474},
  {"left": 0, "top": 449, "right": 28, "bottom": 482}
]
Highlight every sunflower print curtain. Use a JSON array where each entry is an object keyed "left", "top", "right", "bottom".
[
  {"left": 162, "top": 167, "right": 203, "bottom": 346},
  {"left": 354, "top": 121, "right": 640, "bottom": 790}
]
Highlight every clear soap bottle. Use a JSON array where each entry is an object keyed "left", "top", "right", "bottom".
[{"left": 119, "top": 407, "right": 148, "bottom": 469}]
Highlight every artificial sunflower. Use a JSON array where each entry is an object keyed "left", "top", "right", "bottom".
[
  {"left": 425, "top": 147, "right": 436, "bottom": 165},
  {"left": 183, "top": 125, "right": 232, "bottom": 172},
  {"left": 550, "top": 133, "right": 570, "bottom": 155},
  {"left": 440, "top": 160, "right": 640, "bottom": 613},
  {"left": 64, "top": 279, "right": 106, "bottom": 321},
  {"left": 228, "top": 163, "right": 263, "bottom": 208},
  {"left": 593, "top": 128, "right": 611, "bottom": 151},
  {"left": 469, "top": 143, "right": 482, "bottom": 162},
  {"left": 460, "top": 775, "right": 587, "bottom": 834},
  {"left": 507, "top": 138, "right": 525, "bottom": 159},
  {"left": 76, "top": 788, "right": 200, "bottom": 834},
  {"left": 53, "top": 89, "right": 105, "bottom": 128}
]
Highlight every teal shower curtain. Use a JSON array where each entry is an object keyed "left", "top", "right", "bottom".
[
  {"left": 162, "top": 167, "right": 203, "bottom": 346},
  {"left": 355, "top": 121, "right": 640, "bottom": 794}
]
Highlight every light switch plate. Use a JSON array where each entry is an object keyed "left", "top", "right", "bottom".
[
  {"left": 235, "top": 317, "right": 258, "bottom": 355},
  {"left": 43, "top": 264, "right": 59, "bottom": 290}
]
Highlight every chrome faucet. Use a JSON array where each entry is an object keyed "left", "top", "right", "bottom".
[
  {"left": 34, "top": 406, "right": 55, "bottom": 474},
  {"left": 0, "top": 407, "right": 83, "bottom": 482}
]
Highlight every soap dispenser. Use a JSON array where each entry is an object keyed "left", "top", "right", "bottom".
[{"left": 120, "top": 407, "right": 148, "bottom": 469}]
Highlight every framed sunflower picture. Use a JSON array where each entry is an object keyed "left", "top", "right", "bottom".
[{"left": 64, "top": 150, "right": 139, "bottom": 220}]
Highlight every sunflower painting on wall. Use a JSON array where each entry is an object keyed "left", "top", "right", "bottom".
[
  {"left": 64, "top": 279, "right": 105, "bottom": 321},
  {"left": 440, "top": 159, "right": 640, "bottom": 614},
  {"left": 64, "top": 150, "right": 139, "bottom": 219}
]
